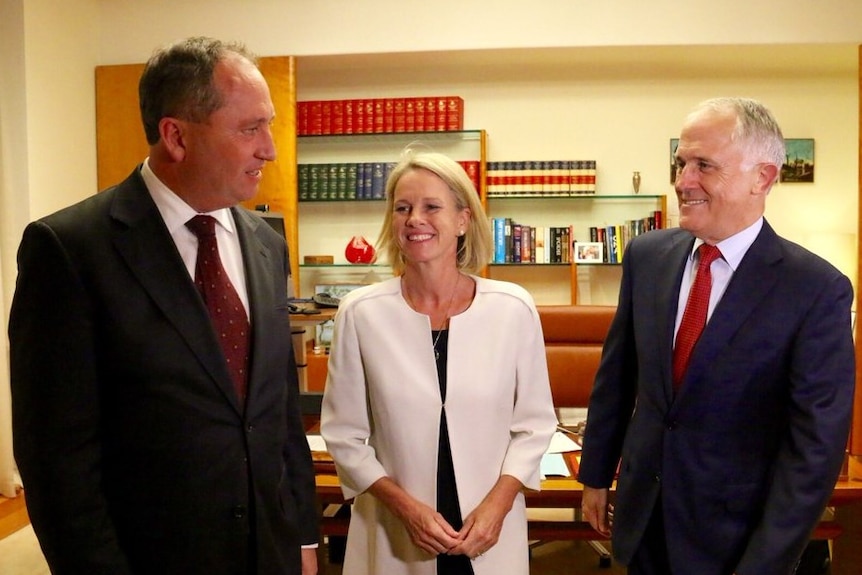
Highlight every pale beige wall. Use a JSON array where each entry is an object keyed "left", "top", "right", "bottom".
[
  {"left": 3, "top": 0, "right": 861, "bottom": 301},
  {"left": 94, "top": 0, "right": 862, "bottom": 63}
]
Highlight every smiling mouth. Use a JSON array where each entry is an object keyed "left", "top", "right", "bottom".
[
  {"left": 408, "top": 233, "right": 433, "bottom": 241},
  {"left": 680, "top": 198, "right": 707, "bottom": 207}
]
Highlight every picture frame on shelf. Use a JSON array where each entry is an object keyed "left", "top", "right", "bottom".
[
  {"left": 574, "top": 242, "right": 604, "bottom": 263},
  {"left": 670, "top": 138, "right": 679, "bottom": 184},
  {"left": 781, "top": 138, "right": 815, "bottom": 183}
]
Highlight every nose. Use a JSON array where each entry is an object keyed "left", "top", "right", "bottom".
[
  {"left": 674, "top": 162, "right": 697, "bottom": 189},
  {"left": 259, "top": 125, "right": 276, "bottom": 162}
]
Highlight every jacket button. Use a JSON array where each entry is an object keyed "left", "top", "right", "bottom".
[
  {"left": 653, "top": 473, "right": 661, "bottom": 482},
  {"left": 233, "top": 505, "right": 247, "bottom": 519},
  {"left": 246, "top": 424, "right": 254, "bottom": 432}
]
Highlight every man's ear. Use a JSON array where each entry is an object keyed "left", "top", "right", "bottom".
[
  {"left": 755, "top": 163, "right": 780, "bottom": 195},
  {"left": 159, "top": 117, "right": 187, "bottom": 162}
]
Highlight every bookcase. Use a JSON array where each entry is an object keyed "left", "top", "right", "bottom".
[
  {"left": 295, "top": 129, "right": 487, "bottom": 297},
  {"left": 486, "top": 194, "right": 668, "bottom": 305}
]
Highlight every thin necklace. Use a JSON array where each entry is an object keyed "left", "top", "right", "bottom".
[{"left": 408, "top": 274, "right": 461, "bottom": 361}]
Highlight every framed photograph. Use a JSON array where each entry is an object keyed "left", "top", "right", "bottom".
[
  {"left": 670, "top": 138, "right": 679, "bottom": 184},
  {"left": 781, "top": 138, "right": 814, "bottom": 183},
  {"left": 574, "top": 242, "right": 604, "bottom": 263}
]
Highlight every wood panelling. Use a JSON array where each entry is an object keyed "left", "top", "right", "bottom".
[{"left": 95, "top": 63, "right": 147, "bottom": 191}]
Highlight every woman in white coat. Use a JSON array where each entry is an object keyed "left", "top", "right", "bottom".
[{"left": 320, "top": 152, "right": 557, "bottom": 575}]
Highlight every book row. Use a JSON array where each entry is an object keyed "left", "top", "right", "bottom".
[
  {"left": 298, "top": 160, "right": 481, "bottom": 201},
  {"left": 297, "top": 96, "right": 465, "bottom": 136},
  {"left": 587, "top": 210, "right": 664, "bottom": 263},
  {"left": 491, "top": 209, "right": 663, "bottom": 265},
  {"left": 491, "top": 218, "right": 573, "bottom": 264},
  {"left": 487, "top": 160, "right": 597, "bottom": 196}
]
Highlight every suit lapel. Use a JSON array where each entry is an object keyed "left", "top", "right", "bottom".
[
  {"left": 108, "top": 170, "right": 243, "bottom": 413},
  {"left": 232, "top": 207, "right": 280, "bottom": 407},
  {"left": 674, "top": 222, "right": 782, "bottom": 401}
]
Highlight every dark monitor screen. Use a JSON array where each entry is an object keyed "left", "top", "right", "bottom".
[{"left": 260, "top": 212, "right": 286, "bottom": 241}]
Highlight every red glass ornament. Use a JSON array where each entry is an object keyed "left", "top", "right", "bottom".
[{"left": 345, "top": 236, "right": 376, "bottom": 264}]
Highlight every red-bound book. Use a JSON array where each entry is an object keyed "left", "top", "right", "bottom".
[
  {"left": 458, "top": 161, "right": 481, "bottom": 194},
  {"left": 320, "top": 100, "right": 332, "bottom": 135},
  {"left": 331, "top": 100, "right": 344, "bottom": 135},
  {"left": 296, "top": 101, "right": 308, "bottom": 136},
  {"left": 308, "top": 100, "right": 323, "bottom": 135},
  {"left": 383, "top": 98, "right": 395, "bottom": 133},
  {"left": 425, "top": 96, "right": 438, "bottom": 131},
  {"left": 362, "top": 99, "right": 375, "bottom": 134},
  {"left": 404, "top": 98, "right": 416, "bottom": 133},
  {"left": 520, "top": 224, "right": 532, "bottom": 263},
  {"left": 373, "top": 99, "right": 385, "bottom": 133},
  {"left": 435, "top": 97, "right": 447, "bottom": 132},
  {"left": 445, "top": 96, "right": 464, "bottom": 131},
  {"left": 393, "top": 98, "right": 407, "bottom": 133},
  {"left": 414, "top": 97, "right": 426, "bottom": 132},
  {"left": 654, "top": 210, "right": 663, "bottom": 229},
  {"left": 343, "top": 99, "right": 356, "bottom": 135}
]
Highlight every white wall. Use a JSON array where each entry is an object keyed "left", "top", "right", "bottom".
[
  {"left": 95, "top": 0, "right": 862, "bottom": 62},
  {"left": 2, "top": 0, "right": 860, "bottom": 299}
]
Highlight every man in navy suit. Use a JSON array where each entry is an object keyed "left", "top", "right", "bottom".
[
  {"left": 10, "top": 37, "right": 318, "bottom": 574},
  {"left": 579, "top": 97, "right": 854, "bottom": 575}
]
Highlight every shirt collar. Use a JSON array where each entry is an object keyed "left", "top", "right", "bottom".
[
  {"left": 689, "top": 217, "right": 763, "bottom": 272},
  {"left": 140, "top": 159, "right": 236, "bottom": 235}
]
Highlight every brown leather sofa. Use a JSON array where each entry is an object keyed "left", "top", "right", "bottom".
[{"left": 537, "top": 305, "right": 616, "bottom": 408}]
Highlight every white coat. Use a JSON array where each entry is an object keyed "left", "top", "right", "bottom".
[{"left": 320, "top": 276, "right": 557, "bottom": 575}]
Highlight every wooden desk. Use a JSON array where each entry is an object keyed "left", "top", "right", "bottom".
[{"left": 312, "top": 452, "right": 862, "bottom": 543}]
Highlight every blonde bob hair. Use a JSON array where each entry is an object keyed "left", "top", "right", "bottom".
[{"left": 376, "top": 151, "right": 493, "bottom": 276}]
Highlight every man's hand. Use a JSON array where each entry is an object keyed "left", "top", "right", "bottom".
[
  {"left": 301, "top": 547, "right": 318, "bottom": 575},
  {"left": 582, "top": 485, "right": 612, "bottom": 537}
]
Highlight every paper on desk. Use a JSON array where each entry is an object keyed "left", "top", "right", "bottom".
[
  {"left": 540, "top": 453, "right": 571, "bottom": 478},
  {"left": 306, "top": 434, "right": 327, "bottom": 452},
  {"left": 546, "top": 431, "right": 582, "bottom": 454}
]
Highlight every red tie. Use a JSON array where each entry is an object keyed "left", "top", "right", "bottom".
[
  {"left": 672, "top": 243, "right": 722, "bottom": 390},
  {"left": 186, "top": 215, "right": 250, "bottom": 403}
]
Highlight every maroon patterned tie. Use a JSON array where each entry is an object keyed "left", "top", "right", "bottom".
[
  {"left": 186, "top": 215, "right": 250, "bottom": 403},
  {"left": 672, "top": 243, "right": 722, "bottom": 390}
]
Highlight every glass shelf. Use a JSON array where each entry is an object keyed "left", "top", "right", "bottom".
[
  {"left": 299, "top": 197, "right": 386, "bottom": 203},
  {"left": 299, "top": 263, "right": 389, "bottom": 268},
  {"left": 488, "top": 262, "right": 571, "bottom": 267},
  {"left": 487, "top": 193, "right": 663, "bottom": 200},
  {"left": 487, "top": 262, "right": 623, "bottom": 267},
  {"left": 298, "top": 129, "right": 484, "bottom": 146}
]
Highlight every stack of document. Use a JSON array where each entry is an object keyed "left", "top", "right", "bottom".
[{"left": 540, "top": 430, "right": 581, "bottom": 478}]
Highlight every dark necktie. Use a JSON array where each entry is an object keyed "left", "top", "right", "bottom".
[
  {"left": 672, "top": 243, "right": 722, "bottom": 390},
  {"left": 186, "top": 215, "right": 250, "bottom": 403}
]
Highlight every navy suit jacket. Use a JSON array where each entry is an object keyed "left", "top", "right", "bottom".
[
  {"left": 578, "top": 221, "right": 854, "bottom": 575},
  {"left": 10, "top": 168, "right": 318, "bottom": 574}
]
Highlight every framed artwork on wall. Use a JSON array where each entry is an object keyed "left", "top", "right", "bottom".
[
  {"left": 669, "top": 138, "right": 679, "bottom": 184},
  {"left": 781, "top": 138, "right": 815, "bottom": 183}
]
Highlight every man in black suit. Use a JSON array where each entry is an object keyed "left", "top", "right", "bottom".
[
  {"left": 579, "top": 97, "right": 854, "bottom": 575},
  {"left": 9, "top": 37, "right": 318, "bottom": 574}
]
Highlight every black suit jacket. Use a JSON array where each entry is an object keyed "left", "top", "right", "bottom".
[
  {"left": 579, "top": 221, "right": 855, "bottom": 575},
  {"left": 10, "top": 168, "right": 318, "bottom": 574}
]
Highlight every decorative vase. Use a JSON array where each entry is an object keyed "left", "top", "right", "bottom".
[
  {"left": 632, "top": 171, "right": 641, "bottom": 194},
  {"left": 344, "top": 236, "right": 376, "bottom": 264}
]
